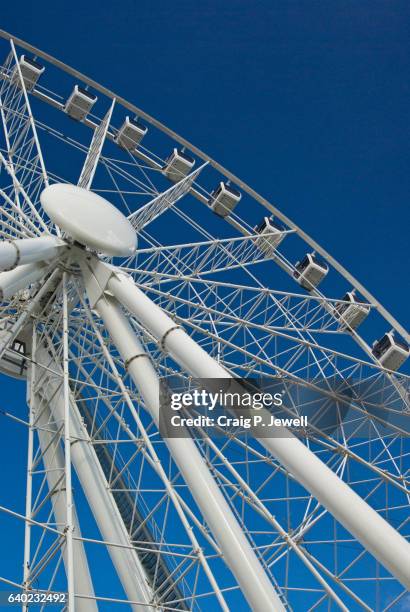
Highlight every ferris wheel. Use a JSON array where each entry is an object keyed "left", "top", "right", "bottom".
[{"left": 0, "top": 29, "right": 409, "bottom": 611}]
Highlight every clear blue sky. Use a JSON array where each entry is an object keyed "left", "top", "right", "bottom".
[
  {"left": 2, "top": 0, "right": 408, "bottom": 323},
  {"left": 0, "top": 0, "right": 409, "bottom": 609},
  {"left": 1, "top": 1, "right": 409, "bottom": 322}
]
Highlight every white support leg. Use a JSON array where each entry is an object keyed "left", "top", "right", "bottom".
[
  {"left": 34, "top": 341, "right": 155, "bottom": 612},
  {"left": 30, "top": 394, "right": 97, "bottom": 610},
  {"left": 107, "top": 270, "right": 410, "bottom": 589},
  {"left": 62, "top": 273, "right": 75, "bottom": 610},
  {"left": 22, "top": 328, "right": 35, "bottom": 612},
  {"left": 92, "top": 291, "right": 285, "bottom": 612},
  {"left": 28, "top": 320, "right": 96, "bottom": 610},
  {"left": 0, "top": 236, "right": 66, "bottom": 271}
]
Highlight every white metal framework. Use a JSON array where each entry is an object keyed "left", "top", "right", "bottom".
[{"left": 0, "top": 30, "right": 408, "bottom": 611}]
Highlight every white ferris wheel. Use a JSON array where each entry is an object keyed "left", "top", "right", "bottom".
[{"left": 0, "top": 29, "right": 409, "bottom": 612}]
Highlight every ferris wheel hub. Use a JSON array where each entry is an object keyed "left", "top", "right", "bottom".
[{"left": 40, "top": 183, "right": 137, "bottom": 256}]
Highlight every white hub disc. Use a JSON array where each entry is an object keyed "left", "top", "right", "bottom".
[{"left": 40, "top": 183, "right": 137, "bottom": 256}]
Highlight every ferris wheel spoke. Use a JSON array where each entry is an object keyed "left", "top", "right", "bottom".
[
  {"left": 77, "top": 98, "right": 115, "bottom": 190},
  {"left": 125, "top": 294, "right": 408, "bottom": 454},
  {"left": 122, "top": 256, "right": 350, "bottom": 341},
  {"left": 207, "top": 414, "right": 407, "bottom": 535},
  {"left": 24, "top": 394, "right": 95, "bottom": 604},
  {"left": 171, "top": 411, "right": 395, "bottom": 610},
  {"left": 96, "top": 153, "right": 160, "bottom": 197},
  {"left": 153, "top": 306, "right": 406, "bottom": 434},
  {"left": 0, "top": 44, "right": 50, "bottom": 233},
  {"left": 133, "top": 269, "right": 364, "bottom": 341},
  {"left": 129, "top": 232, "right": 291, "bottom": 281},
  {"left": 122, "top": 149, "right": 163, "bottom": 195},
  {"left": 0, "top": 186, "right": 42, "bottom": 236},
  {"left": 139, "top": 282, "right": 358, "bottom": 358},
  {"left": 8, "top": 40, "right": 48, "bottom": 186},
  {"left": 100, "top": 161, "right": 142, "bottom": 216},
  {"left": 140, "top": 284, "right": 386, "bottom": 404},
  {"left": 0, "top": 150, "right": 49, "bottom": 233},
  {"left": 122, "top": 267, "right": 358, "bottom": 315},
  {"left": 128, "top": 163, "right": 207, "bottom": 232},
  {"left": 35, "top": 114, "right": 162, "bottom": 203}
]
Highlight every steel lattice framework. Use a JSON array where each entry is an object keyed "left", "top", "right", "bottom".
[{"left": 0, "top": 30, "right": 408, "bottom": 612}]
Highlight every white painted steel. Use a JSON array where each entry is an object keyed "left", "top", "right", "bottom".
[
  {"left": 35, "top": 342, "right": 154, "bottom": 612},
  {"left": 0, "top": 236, "right": 65, "bottom": 271},
  {"left": 40, "top": 184, "right": 137, "bottom": 256},
  {"left": 76, "top": 290, "right": 230, "bottom": 612},
  {"left": 29, "top": 377, "right": 97, "bottom": 611},
  {"left": 93, "top": 292, "right": 285, "bottom": 612},
  {"left": 78, "top": 99, "right": 115, "bottom": 190},
  {"left": 9, "top": 39, "right": 49, "bottom": 188},
  {"left": 108, "top": 270, "right": 410, "bottom": 589},
  {"left": 0, "top": 267, "right": 59, "bottom": 363},
  {"left": 22, "top": 328, "right": 35, "bottom": 612},
  {"left": 62, "top": 273, "right": 75, "bottom": 609},
  {"left": 0, "top": 262, "right": 48, "bottom": 300}
]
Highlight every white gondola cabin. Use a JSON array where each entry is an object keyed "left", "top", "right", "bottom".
[
  {"left": 209, "top": 182, "right": 241, "bottom": 218},
  {"left": 335, "top": 291, "right": 370, "bottom": 330},
  {"left": 0, "top": 328, "right": 28, "bottom": 379},
  {"left": 163, "top": 148, "right": 195, "bottom": 183},
  {"left": 65, "top": 85, "right": 97, "bottom": 121},
  {"left": 294, "top": 253, "right": 329, "bottom": 290},
  {"left": 255, "top": 216, "right": 286, "bottom": 255},
  {"left": 372, "top": 332, "right": 409, "bottom": 371},
  {"left": 115, "top": 116, "right": 147, "bottom": 150},
  {"left": 12, "top": 55, "right": 44, "bottom": 91}
]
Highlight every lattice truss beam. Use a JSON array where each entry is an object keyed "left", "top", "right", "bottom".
[{"left": 0, "top": 47, "right": 50, "bottom": 238}]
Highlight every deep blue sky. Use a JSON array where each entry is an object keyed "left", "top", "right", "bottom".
[
  {"left": 0, "top": 1, "right": 409, "bottom": 609},
  {"left": 1, "top": 0, "right": 409, "bottom": 324}
]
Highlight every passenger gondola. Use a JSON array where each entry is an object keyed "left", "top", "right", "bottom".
[
  {"left": 65, "top": 85, "right": 97, "bottom": 121},
  {"left": 372, "top": 332, "right": 409, "bottom": 371},
  {"left": 163, "top": 148, "right": 195, "bottom": 183},
  {"left": 335, "top": 291, "right": 370, "bottom": 330},
  {"left": 255, "top": 216, "right": 286, "bottom": 254},
  {"left": 12, "top": 55, "right": 44, "bottom": 91},
  {"left": 209, "top": 182, "right": 241, "bottom": 218},
  {"left": 115, "top": 116, "right": 147, "bottom": 150},
  {"left": 294, "top": 253, "right": 329, "bottom": 290}
]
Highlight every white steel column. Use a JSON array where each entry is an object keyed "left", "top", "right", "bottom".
[
  {"left": 107, "top": 270, "right": 410, "bottom": 589},
  {"left": 28, "top": 326, "right": 96, "bottom": 610},
  {"left": 93, "top": 292, "right": 285, "bottom": 612},
  {"left": 62, "top": 273, "right": 75, "bottom": 609},
  {"left": 31, "top": 398, "right": 97, "bottom": 610},
  {"left": 22, "top": 327, "right": 35, "bottom": 612},
  {"left": 0, "top": 236, "right": 66, "bottom": 271},
  {"left": 35, "top": 342, "right": 155, "bottom": 612},
  {"left": 77, "top": 291, "right": 230, "bottom": 612}
]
